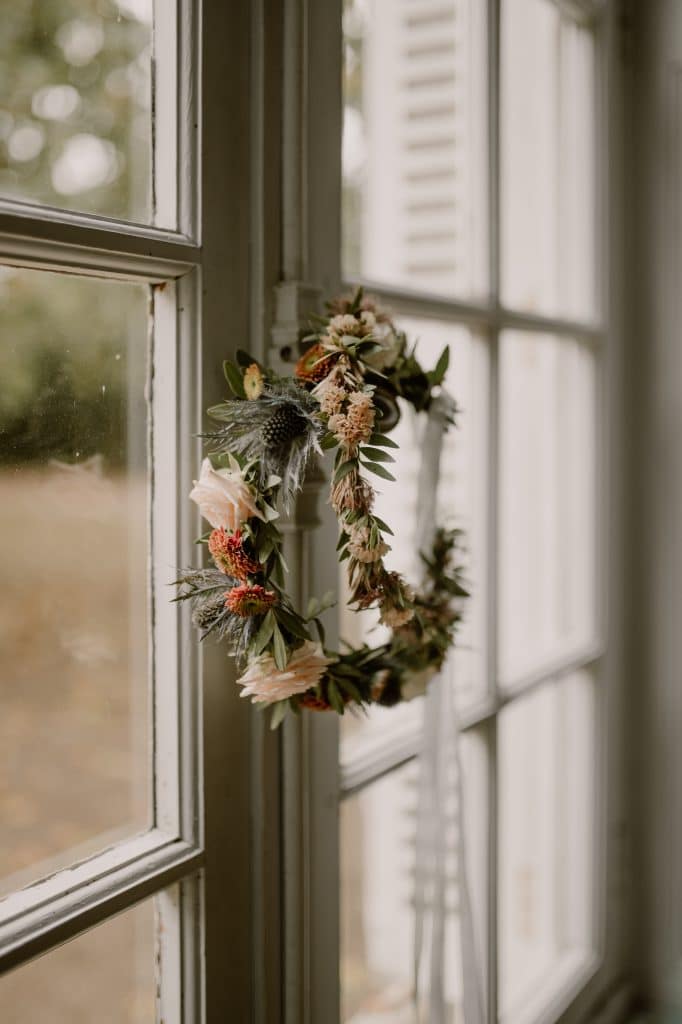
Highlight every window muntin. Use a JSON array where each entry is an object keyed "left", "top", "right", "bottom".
[
  {"left": 0, "top": 266, "right": 151, "bottom": 898},
  {"left": 342, "top": 0, "right": 489, "bottom": 301},
  {"left": 0, "top": 2, "right": 153, "bottom": 224}
]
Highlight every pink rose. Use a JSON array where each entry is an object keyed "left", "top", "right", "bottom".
[{"left": 189, "top": 458, "right": 265, "bottom": 531}]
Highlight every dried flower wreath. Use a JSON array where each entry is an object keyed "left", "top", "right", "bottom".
[{"left": 175, "top": 290, "right": 469, "bottom": 728}]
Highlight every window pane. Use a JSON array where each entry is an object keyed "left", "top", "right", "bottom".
[
  {"left": 341, "top": 764, "right": 419, "bottom": 1022},
  {"left": 342, "top": 734, "right": 487, "bottom": 1023},
  {"left": 340, "top": 322, "right": 488, "bottom": 764},
  {"left": 0, "top": 1, "right": 152, "bottom": 222},
  {"left": 0, "top": 889, "right": 164, "bottom": 1023},
  {"left": 0, "top": 266, "right": 150, "bottom": 896},
  {"left": 501, "top": 0, "right": 597, "bottom": 320},
  {"left": 498, "top": 332, "right": 598, "bottom": 685},
  {"left": 498, "top": 673, "right": 596, "bottom": 1018},
  {"left": 343, "top": 0, "right": 488, "bottom": 299}
]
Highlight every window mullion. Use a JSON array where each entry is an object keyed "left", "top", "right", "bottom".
[{"left": 487, "top": 0, "right": 501, "bottom": 1020}]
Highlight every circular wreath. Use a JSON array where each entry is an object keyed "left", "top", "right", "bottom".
[{"left": 175, "top": 290, "right": 469, "bottom": 727}]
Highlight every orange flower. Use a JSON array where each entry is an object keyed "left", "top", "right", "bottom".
[
  {"left": 208, "top": 528, "right": 260, "bottom": 578},
  {"left": 225, "top": 584, "right": 277, "bottom": 617},
  {"left": 295, "top": 343, "right": 337, "bottom": 383}
]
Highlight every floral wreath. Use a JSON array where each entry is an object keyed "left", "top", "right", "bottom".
[{"left": 175, "top": 290, "right": 469, "bottom": 727}]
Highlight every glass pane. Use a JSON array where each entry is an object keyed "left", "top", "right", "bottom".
[
  {"left": 0, "top": 1, "right": 152, "bottom": 222},
  {"left": 0, "top": 266, "right": 150, "bottom": 896},
  {"left": 498, "top": 332, "right": 598, "bottom": 685},
  {"left": 501, "top": 0, "right": 597, "bottom": 320},
  {"left": 498, "top": 673, "right": 596, "bottom": 1018},
  {"left": 341, "top": 764, "right": 419, "bottom": 1022},
  {"left": 341, "top": 737, "right": 488, "bottom": 1023},
  {"left": 343, "top": 0, "right": 488, "bottom": 299},
  {"left": 340, "top": 322, "right": 488, "bottom": 764},
  {"left": 0, "top": 890, "right": 163, "bottom": 1023}
]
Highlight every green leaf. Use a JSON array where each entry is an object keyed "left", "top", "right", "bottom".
[
  {"left": 313, "top": 617, "right": 326, "bottom": 646},
  {"left": 275, "top": 547, "right": 289, "bottom": 574},
  {"left": 372, "top": 516, "right": 394, "bottom": 536},
  {"left": 350, "top": 286, "right": 364, "bottom": 313},
  {"left": 320, "top": 431, "right": 339, "bottom": 451},
  {"left": 236, "top": 349, "right": 261, "bottom": 369},
  {"left": 272, "top": 622, "right": 289, "bottom": 671},
  {"left": 360, "top": 460, "right": 396, "bottom": 482},
  {"left": 222, "top": 360, "right": 246, "bottom": 398},
  {"left": 361, "top": 446, "right": 395, "bottom": 464},
  {"left": 338, "top": 678, "right": 363, "bottom": 704},
  {"left": 307, "top": 597, "right": 320, "bottom": 619},
  {"left": 270, "top": 701, "right": 288, "bottom": 730},
  {"left": 428, "top": 345, "right": 450, "bottom": 386},
  {"left": 258, "top": 536, "right": 275, "bottom": 563},
  {"left": 262, "top": 502, "right": 280, "bottom": 522},
  {"left": 252, "top": 610, "right": 275, "bottom": 655},
  {"left": 276, "top": 607, "right": 311, "bottom": 641},
  {"left": 327, "top": 680, "right": 345, "bottom": 714},
  {"left": 334, "top": 459, "right": 357, "bottom": 483},
  {"left": 369, "top": 432, "right": 400, "bottom": 449}
]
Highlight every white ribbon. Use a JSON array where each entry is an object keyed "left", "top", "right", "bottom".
[{"left": 412, "top": 392, "right": 484, "bottom": 1024}]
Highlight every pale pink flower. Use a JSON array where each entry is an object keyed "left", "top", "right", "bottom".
[
  {"left": 313, "top": 376, "right": 347, "bottom": 416},
  {"left": 328, "top": 391, "right": 375, "bottom": 446},
  {"left": 237, "top": 641, "right": 336, "bottom": 705},
  {"left": 363, "top": 323, "right": 403, "bottom": 371},
  {"left": 347, "top": 524, "right": 390, "bottom": 563},
  {"left": 329, "top": 313, "right": 363, "bottom": 338},
  {"left": 189, "top": 458, "right": 264, "bottom": 531}
]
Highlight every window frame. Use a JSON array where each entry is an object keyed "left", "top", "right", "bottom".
[
  {"left": 0, "top": 3, "right": 258, "bottom": 1021},
  {"left": 313, "top": 0, "right": 629, "bottom": 1022}
]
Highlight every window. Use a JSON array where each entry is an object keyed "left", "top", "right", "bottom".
[
  {"left": 0, "top": 3, "right": 244, "bottom": 1019},
  {"left": 337, "top": 1, "right": 608, "bottom": 1021}
]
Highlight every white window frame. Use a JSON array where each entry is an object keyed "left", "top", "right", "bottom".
[
  {"left": 268, "top": 0, "right": 632, "bottom": 1022},
  {"left": 0, "top": 3, "right": 262, "bottom": 1020}
]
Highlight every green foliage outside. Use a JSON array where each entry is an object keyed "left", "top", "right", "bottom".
[{"left": 0, "top": 0, "right": 151, "bottom": 468}]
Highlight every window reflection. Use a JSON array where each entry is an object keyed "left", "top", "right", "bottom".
[{"left": 0, "top": 265, "right": 151, "bottom": 896}]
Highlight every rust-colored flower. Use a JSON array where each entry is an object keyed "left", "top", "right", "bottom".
[
  {"left": 225, "top": 583, "right": 277, "bottom": 617},
  {"left": 295, "top": 343, "right": 337, "bottom": 383},
  {"left": 208, "top": 528, "right": 260, "bottom": 579},
  {"left": 298, "top": 691, "right": 335, "bottom": 711}
]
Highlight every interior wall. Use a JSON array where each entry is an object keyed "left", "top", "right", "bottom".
[{"left": 631, "top": 0, "right": 682, "bottom": 1011}]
